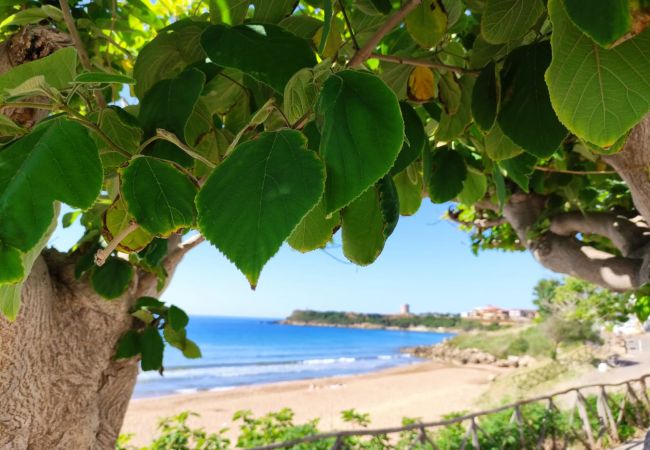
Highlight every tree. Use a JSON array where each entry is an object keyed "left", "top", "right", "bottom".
[{"left": 0, "top": 0, "right": 649, "bottom": 448}]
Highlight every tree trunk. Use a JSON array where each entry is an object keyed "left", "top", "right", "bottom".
[{"left": 0, "top": 251, "right": 142, "bottom": 450}]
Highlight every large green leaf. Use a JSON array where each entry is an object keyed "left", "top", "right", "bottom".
[
  {"left": 393, "top": 167, "right": 422, "bottom": 216},
  {"left": 201, "top": 24, "right": 316, "bottom": 93},
  {"left": 562, "top": 0, "right": 632, "bottom": 48},
  {"left": 471, "top": 61, "right": 499, "bottom": 132},
  {"left": 133, "top": 19, "right": 208, "bottom": 97},
  {"left": 427, "top": 148, "right": 467, "bottom": 203},
  {"left": 0, "top": 119, "right": 101, "bottom": 262},
  {"left": 458, "top": 167, "right": 487, "bottom": 205},
  {"left": 317, "top": 70, "right": 404, "bottom": 213},
  {"left": 405, "top": 0, "right": 447, "bottom": 49},
  {"left": 103, "top": 197, "right": 154, "bottom": 252},
  {"left": 0, "top": 207, "right": 59, "bottom": 320},
  {"left": 140, "top": 326, "right": 165, "bottom": 371},
  {"left": 498, "top": 42, "right": 568, "bottom": 158},
  {"left": 481, "top": 0, "right": 544, "bottom": 44},
  {"left": 391, "top": 102, "right": 426, "bottom": 175},
  {"left": 484, "top": 123, "right": 523, "bottom": 161},
  {"left": 287, "top": 200, "right": 339, "bottom": 253},
  {"left": 499, "top": 152, "right": 537, "bottom": 192},
  {"left": 138, "top": 69, "right": 205, "bottom": 166},
  {"left": 341, "top": 187, "right": 386, "bottom": 265},
  {"left": 435, "top": 76, "right": 475, "bottom": 141},
  {"left": 0, "top": 245, "right": 22, "bottom": 284},
  {"left": 252, "top": 0, "right": 297, "bottom": 22},
  {"left": 546, "top": 0, "right": 650, "bottom": 147},
  {"left": 196, "top": 130, "right": 325, "bottom": 288},
  {"left": 0, "top": 47, "right": 77, "bottom": 95},
  {"left": 91, "top": 257, "right": 134, "bottom": 300},
  {"left": 120, "top": 156, "right": 198, "bottom": 237}
]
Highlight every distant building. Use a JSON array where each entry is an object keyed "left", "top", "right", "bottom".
[
  {"left": 400, "top": 304, "right": 411, "bottom": 315},
  {"left": 463, "top": 305, "right": 536, "bottom": 322}
]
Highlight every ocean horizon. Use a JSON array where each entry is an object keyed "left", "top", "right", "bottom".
[{"left": 133, "top": 316, "right": 453, "bottom": 398}]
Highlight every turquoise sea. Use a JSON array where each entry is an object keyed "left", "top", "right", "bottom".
[{"left": 134, "top": 316, "right": 452, "bottom": 398}]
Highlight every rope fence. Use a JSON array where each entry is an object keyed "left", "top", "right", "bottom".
[{"left": 248, "top": 374, "right": 650, "bottom": 450}]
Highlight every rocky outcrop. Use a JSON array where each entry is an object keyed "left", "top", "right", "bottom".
[{"left": 405, "top": 342, "right": 537, "bottom": 368}]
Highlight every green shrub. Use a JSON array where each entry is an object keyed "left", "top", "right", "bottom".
[{"left": 506, "top": 337, "right": 529, "bottom": 355}]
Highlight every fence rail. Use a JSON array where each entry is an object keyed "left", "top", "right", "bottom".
[{"left": 249, "top": 374, "right": 650, "bottom": 450}]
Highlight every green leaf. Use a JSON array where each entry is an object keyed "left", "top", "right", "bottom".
[
  {"left": 0, "top": 244, "right": 22, "bottom": 284},
  {"left": 104, "top": 197, "right": 154, "bottom": 252},
  {"left": 484, "top": 123, "right": 523, "bottom": 161},
  {"left": 498, "top": 42, "right": 568, "bottom": 158},
  {"left": 635, "top": 295, "right": 650, "bottom": 321},
  {"left": 95, "top": 107, "right": 142, "bottom": 172},
  {"left": 472, "top": 61, "right": 499, "bottom": 132},
  {"left": 435, "top": 76, "right": 475, "bottom": 141},
  {"left": 481, "top": 0, "right": 544, "bottom": 44},
  {"left": 0, "top": 118, "right": 101, "bottom": 256},
  {"left": 283, "top": 63, "right": 331, "bottom": 124},
  {"left": 91, "top": 257, "right": 134, "bottom": 300},
  {"left": 391, "top": 102, "right": 426, "bottom": 175},
  {"left": 317, "top": 70, "right": 404, "bottom": 213},
  {"left": 492, "top": 165, "right": 507, "bottom": 209},
  {"left": 120, "top": 156, "right": 198, "bottom": 237},
  {"left": 134, "top": 296, "right": 167, "bottom": 312},
  {"left": 168, "top": 305, "right": 189, "bottom": 331},
  {"left": 133, "top": 19, "right": 208, "bottom": 97},
  {"left": 378, "top": 176, "right": 399, "bottom": 238},
  {"left": 341, "top": 187, "right": 386, "bottom": 265},
  {"left": 427, "top": 148, "right": 467, "bottom": 203},
  {"left": 438, "top": 72, "right": 461, "bottom": 115},
  {"left": 140, "top": 326, "right": 164, "bottom": 371},
  {"left": 319, "top": 0, "right": 333, "bottom": 53},
  {"left": 115, "top": 330, "right": 140, "bottom": 360},
  {"left": 0, "top": 115, "right": 25, "bottom": 138},
  {"left": 197, "top": 130, "right": 325, "bottom": 288},
  {"left": 458, "top": 167, "right": 487, "bottom": 205},
  {"left": 210, "top": 0, "right": 251, "bottom": 25},
  {"left": 0, "top": 206, "right": 58, "bottom": 320},
  {"left": 287, "top": 199, "right": 340, "bottom": 253},
  {"left": 74, "top": 72, "right": 136, "bottom": 85},
  {"left": 393, "top": 167, "right": 423, "bottom": 216},
  {"left": 252, "top": 0, "right": 297, "bottom": 23},
  {"left": 562, "top": 0, "right": 631, "bottom": 48},
  {"left": 546, "top": 0, "right": 650, "bottom": 147},
  {"left": 201, "top": 24, "right": 317, "bottom": 93},
  {"left": 370, "top": 0, "right": 392, "bottom": 14},
  {"left": 500, "top": 152, "right": 537, "bottom": 192},
  {"left": 0, "top": 47, "right": 77, "bottom": 94},
  {"left": 138, "top": 69, "right": 205, "bottom": 166},
  {"left": 405, "top": 0, "right": 447, "bottom": 49},
  {"left": 182, "top": 339, "right": 202, "bottom": 359}
]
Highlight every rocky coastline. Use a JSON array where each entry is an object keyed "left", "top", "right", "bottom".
[{"left": 404, "top": 341, "right": 537, "bottom": 368}]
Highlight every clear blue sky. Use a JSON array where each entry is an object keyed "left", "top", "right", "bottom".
[{"left": 51, "top": 201, "right": 555, "bottom": 318}]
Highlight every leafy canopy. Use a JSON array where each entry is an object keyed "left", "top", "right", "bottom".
[{"left": 1, "top": 0, "right": 650, "bottom": 368}]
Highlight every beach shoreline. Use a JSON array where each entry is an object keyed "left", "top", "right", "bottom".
[{"left": 122, "top": 360, "right": 509, "bottom": 446}]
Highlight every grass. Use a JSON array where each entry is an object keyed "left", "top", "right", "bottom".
[{"left": 449, "top": 324, "right": 556, "bottom": 359}]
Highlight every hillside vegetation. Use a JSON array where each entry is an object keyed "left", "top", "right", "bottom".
[{"left": 284, "top": 310, "right": 501, "bottom": 331}]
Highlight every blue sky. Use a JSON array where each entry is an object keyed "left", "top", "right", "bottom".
[{"left": 51, "top": 201, "right": 555, "bottom": 318}]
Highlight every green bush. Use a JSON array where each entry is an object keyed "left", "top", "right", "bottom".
[
  {"left": 506, "top": 337, "right": 529, "bottom": 355},
  {"left": 118, "top": 392, "right": 647, "bottom": 450}
]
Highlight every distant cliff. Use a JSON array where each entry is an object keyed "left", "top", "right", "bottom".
[{"left": 282, "top": 310, "right": 502, "bottom": 332}]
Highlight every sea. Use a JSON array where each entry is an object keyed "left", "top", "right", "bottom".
[{"left": 134, "top": 316, "right": 453, "bottom": 398}]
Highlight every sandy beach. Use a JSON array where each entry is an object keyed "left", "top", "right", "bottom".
[{"left": 122, "top": 361, "right": 509, "bottom": 446}]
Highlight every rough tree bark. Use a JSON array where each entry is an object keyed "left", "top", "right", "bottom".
[
  {"left": 0, "top": 27, "right": 193, "bottom": 450},
  {"left": 0, "top": 243, "right": 189, "bottom": 450}
]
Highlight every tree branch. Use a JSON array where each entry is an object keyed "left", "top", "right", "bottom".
[
  {"left": 550, "top": 212, "right": 650, "bottom": 257},
  {"left": 348, "top": 0, "right": 422, "bottom": 67},
  {"left": 530, "top": 234, "right": 641, "bottom": 292},
  {"left": 58, "top": 0, "right": 107, "bottom": 108},
  {"left": 370, "top": 53, "right": 479, "bottom": 75}
]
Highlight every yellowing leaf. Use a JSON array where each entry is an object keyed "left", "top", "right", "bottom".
[
  {"left": 407, "top": 66, "right": 436, "bottom": 101},
  {"left": 405, "top": 0, "right": 447, "bottom": 49}
]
